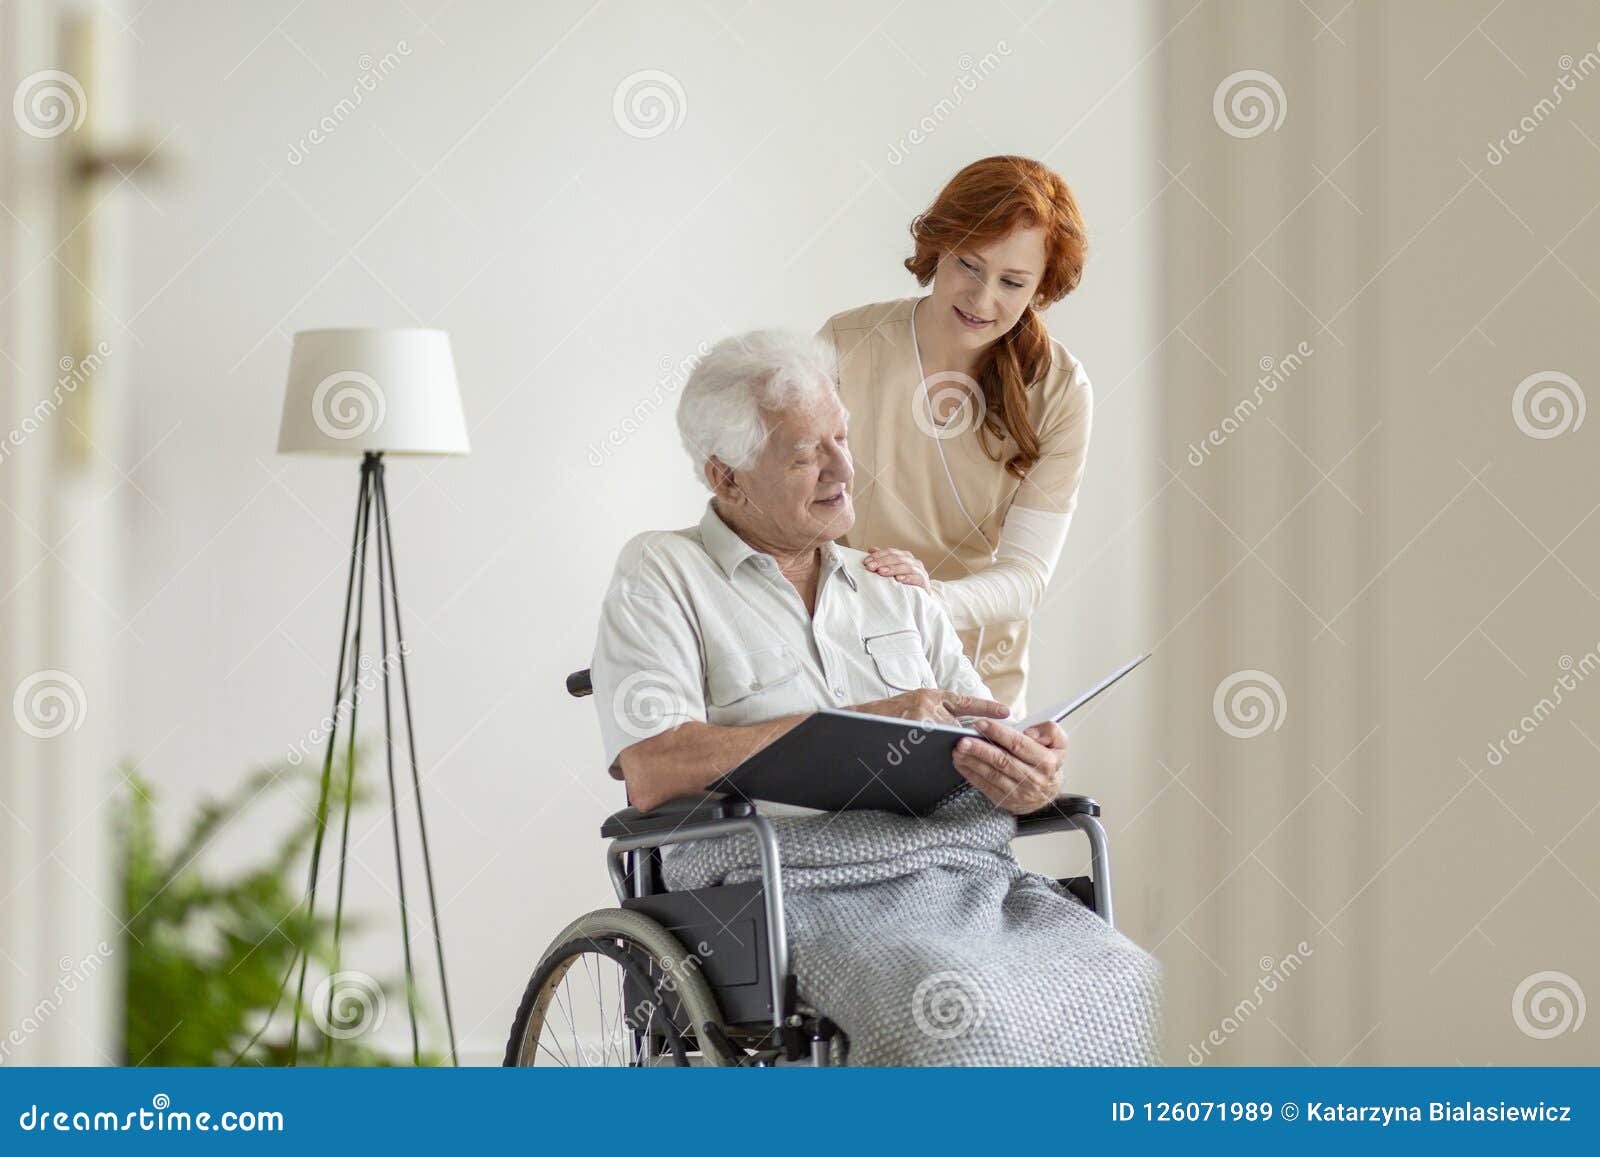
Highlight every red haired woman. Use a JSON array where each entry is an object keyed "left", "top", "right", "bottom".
[{"left": 819, "top": 155, "right": 1092, "bottom": 716}]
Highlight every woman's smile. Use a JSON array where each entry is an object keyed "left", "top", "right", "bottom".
[{"left": 953, "top": 303, "right": 994, "bottom": 329}]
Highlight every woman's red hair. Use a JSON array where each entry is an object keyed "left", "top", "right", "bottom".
[{"left": 905, "top": 155, "right": 1087, "bottom": 479}]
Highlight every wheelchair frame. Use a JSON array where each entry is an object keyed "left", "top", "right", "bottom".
[{"left": 570, "top": 667, "right": 1116, "bottom": 1064}]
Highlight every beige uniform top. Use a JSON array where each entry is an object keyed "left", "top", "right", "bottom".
[{"left": 820, "top": 296, "right": 1094, "bottom": 713}]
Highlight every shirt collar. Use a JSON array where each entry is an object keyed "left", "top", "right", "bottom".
[
  {"left": 824, "top": 540, "right": 859, "bottom": 591},
  {"left": 700, "top": 500, "right": 857, "bottom": 591}
]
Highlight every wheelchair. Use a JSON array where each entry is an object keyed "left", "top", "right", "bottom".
[{"left": 502, "top": 668, "right": 1117, "bottom": 1067}]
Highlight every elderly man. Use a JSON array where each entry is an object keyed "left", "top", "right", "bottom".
[
  {"left": 593, "top": 329, "right": 1063, "bottom": 816},
  {"left": 590, "top": 329, "right": 1161, "bottom": 1066}
]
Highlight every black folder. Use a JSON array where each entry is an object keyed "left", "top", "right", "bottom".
[{"left": 709, "top": 653, "right": 1149, "bottom": 816}]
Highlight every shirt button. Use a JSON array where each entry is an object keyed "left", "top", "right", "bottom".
[
  {"left": 833, "top": 686, "right": 845, "bottom": 698},
  {"left": 749, "top": 680, "right": 763, "bottom": 692}
]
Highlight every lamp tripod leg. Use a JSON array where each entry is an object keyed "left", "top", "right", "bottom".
[
  {"left": 290, "top": 452, "right": 378, "bottom": 1065},
  {"left": 321, "top": 459, "right": 377, "bottom": 1062},
  {"left": 373, "top": 456, "right": 422, "bottom": 1065},
  {"left": 376, "top": 465, "right": 460, "bottom": 1066}
]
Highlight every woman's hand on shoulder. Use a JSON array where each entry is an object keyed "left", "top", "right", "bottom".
[{"left": 863, "top": 546, "right": 931, "bottom": 592}]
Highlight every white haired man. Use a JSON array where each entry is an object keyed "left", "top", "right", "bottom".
[
  {"left": 591, "top": 328, "right": 1066, "bottom": 817},
  {"left": 586, "top": 328, "right": 1160, "bottom": 1066}
]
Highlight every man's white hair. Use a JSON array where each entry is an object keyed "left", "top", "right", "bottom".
[{"left": 676, "top": 328, "right": 839, "bottom": 488}]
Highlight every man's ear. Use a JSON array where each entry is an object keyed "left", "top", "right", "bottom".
[{"left": 704, "top": 456, "right": 739, "bottom": 501}]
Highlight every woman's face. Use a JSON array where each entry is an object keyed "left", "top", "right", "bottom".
[{"left": 927, "top": 224, "right": 1047, "bottom": 354}]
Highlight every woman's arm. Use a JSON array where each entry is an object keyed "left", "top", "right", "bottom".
[
  {"left": 927, "top": 505, "right": 1073, "bottom": 630},
  {"left": 880, "top": 352, "right": 1093, "bottom": 629},
  {"left": 863, "top": 505, "right": 1069, "bottom": 629}
]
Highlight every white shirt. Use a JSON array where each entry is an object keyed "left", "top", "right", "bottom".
[{"left": 591, "top": 501, "right": 994, "bottom": 791}]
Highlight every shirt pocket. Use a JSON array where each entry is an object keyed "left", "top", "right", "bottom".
[
  {"left": 705, "top": 645, "right": 804, "bottom": 710},
  {"left": 863, "top": 629, "right": 936, "bottom": 693}
]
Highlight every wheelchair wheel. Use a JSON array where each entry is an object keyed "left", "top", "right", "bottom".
[{"left": 503, "top": 908, "right": 735, "bottom": 1067}]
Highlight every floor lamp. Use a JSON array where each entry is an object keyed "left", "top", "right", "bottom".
[{"left": 275, "top": 328, "right": 469, "bottom": 1065}]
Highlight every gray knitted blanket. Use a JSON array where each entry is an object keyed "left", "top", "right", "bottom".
[{"left": 662, "top": 788, "right": 1163, "bottom": 1066}]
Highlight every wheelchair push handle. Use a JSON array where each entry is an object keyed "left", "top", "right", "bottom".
[{"left": 567, "top": 668, "right": 593, "bottom": 698}]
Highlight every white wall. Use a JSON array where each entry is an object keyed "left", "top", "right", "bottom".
[{"left": 120, "top": 0, "right": 1159, "bottom": 1062}]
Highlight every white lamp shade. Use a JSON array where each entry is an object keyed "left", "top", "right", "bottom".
[{"left": 277, "top": 328, "right": 470, "bottom": 455}]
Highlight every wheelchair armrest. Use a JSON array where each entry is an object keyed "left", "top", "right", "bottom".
[
  {"left": 599, "top": 791, "right": 756, "bottom": 839},
  {"left": 1014, "top": 793, "right": 1101, "bottom": 836},
  {"left": 1013, "top": 793, "right": 1114, "bottom": 926}
]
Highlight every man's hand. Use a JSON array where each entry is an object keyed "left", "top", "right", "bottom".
[
  {"left": 952, "top": 718, "right": 1066, "bottom": 815},
  {"left": 849, "top": 689, "right": 1010, "bottom": 726}
]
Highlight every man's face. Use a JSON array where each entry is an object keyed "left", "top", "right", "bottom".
[{"left": 714, "top": 387, "right": 854, "bottom": 555}]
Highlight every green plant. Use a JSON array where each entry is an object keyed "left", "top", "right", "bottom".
[{"left": 117, "top": 754, "right": 431, "bottom": 1066}]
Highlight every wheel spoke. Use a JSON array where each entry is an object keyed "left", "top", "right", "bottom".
[
  {"left": 516, "top": 931, "right": 715, "bottom": 1068},
  {"left": 548, "top": 973, "right": 579, "bottom": 1067},
  {"left": 606, "top": 955, "right": 622, "bottom": 1065},
  {"left": 607, "top": 963, "right": 627, "bottom": 1065},
  {"left": 583, "top": 950, "right": 603, "bottom": 1066},
  {"left": 534, "top": 1035, "right": 570, "bottom": 1067}
]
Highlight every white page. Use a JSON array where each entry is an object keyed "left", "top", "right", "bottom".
[{"left": 1011, "top": 653, "right": 1150, "bottom": 730}]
